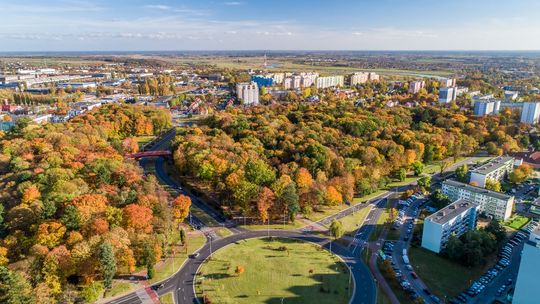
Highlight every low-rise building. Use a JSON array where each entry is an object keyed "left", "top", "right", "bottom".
[
  {"left": 442, "top": 179, "right": 514, "bottom": 221},
  {"left": 408, "top": 81, "right": 425, "bottom": 94},
  {"left": 513, "top": 227, "right": 540, "bottom": 304},
  {"left": 421, "top": 199, "right": 478, "bottom": 253},
  {"left": 470, "top": 156, "right": 515, "bottom": 187}
]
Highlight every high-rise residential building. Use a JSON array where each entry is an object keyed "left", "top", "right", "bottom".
[
  {"left": 504, "top": 90, "right": 519, "bottom": 101},
  {"left": 439, "top": 87, "right": 457, "bottom": 103},
  {"left": 368, "top": 72, "right": 380, "bottom": 81},
  {"left": 251, "top": 75, "right": 274, "bottom": 87},
  {"left": 442, "top": 179, "right": 514, "bottom": 221},
  {"left": 316, "top": 76, "right": 344, "bottom": 89},
  {"left": 421, "top": 199, "right": 478, "bottom": 253},
  {"left": 473, "top": 100, "right": 501, "bottom": 116},
  {"left": 408, "top": 81, "right": 425, "bottom": 94},
  {"left": 520, "top": 102, "right": 540, "bottom": 124},
  {"left": 513, "top": 227, "right": 540, "bottom": 304},
  {"left": 439, "top": 78, "right": 456, "bottom": 88},
  {"left": 236, "top": 82, "right": 259, "bottom": 105},
  {"left": 350, "top": 72, "right": 369, "bottom": 86},
  {"left": 270, "top": 73, "right": 285, "bottom": 84},
  {"left": 469, "top": 156, "right": 515, "bottom": 187}
]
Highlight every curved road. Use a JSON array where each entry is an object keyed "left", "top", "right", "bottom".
[{"left": 108, "top": 128, "right": 377, "bottom": 304}]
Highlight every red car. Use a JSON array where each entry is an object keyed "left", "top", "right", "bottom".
[{"left": 411, "top": 272, "right": 418, "bottom": 279}]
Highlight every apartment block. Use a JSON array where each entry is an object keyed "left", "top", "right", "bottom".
[
  {"left": 513, "top": 227, "right": 540, "bottom": 304},
  {"left": 520, "top": 102, "right": 540, "bottom": 125},
  {"left": 236, "top": 82, "right": 259, "bottom": 105},
  {"left": 442, "top": 179, "right": 514, "bottom": 221},
  {"left": 421, "top": 199, "right": 478, "bottom": 253},
  {"left": 350, "top": 72, "right": 369, "bottom": 86},
  {"left": 470, "top": 156, "right": 515, "bottom": 187},
  {"left": 316, "top": 75, "right": 344, "bottom": 89},
  {"left": 439, "top": 87, "right": 457, "bottom": 103},
  {"left": 473, "top": 100, "right": 501, "bottom": 116},
  {"left": 439, "top": 78, "right": 456, "bottom": 88},
  {"left": 408, "top": 81, "right": 425, "bottom": 94}
]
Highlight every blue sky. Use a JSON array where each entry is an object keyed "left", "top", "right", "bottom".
[{"left": 1, "top": 0, "right": 540, "bottom": 51}]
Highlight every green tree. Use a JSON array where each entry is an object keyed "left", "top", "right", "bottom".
[
  {"left": 455, "top": 164, "right": 468, "bottom": 183},
  {"left": 80, "top": 281, "right": 104, "bottom": 303},
  {"left": 282, "top": 183, "right": 299, "bottom": 222},
  {"left": 0, "top": 266, "right": 33, "bottom": 304},
  {"left": 398, "top": 168, "right": 407, "bottom": 182},
  {"left": 244, "top": 159, "right": 276, "bottom": 186},
  {"left": 99, "top": 242, "right": 117, "bottom": 289},
  {"left": 444, "top": 235, "right": 464, "bottom": 260},
  {"left": 144, "top": 243, "right": 156, "bottom": 280},
  {"left": 485, "top": 179, "right": 501, "bottom": 192},
  {"left": 180, "top": 228, "right": 186, "bottom": 245},
  {"left": 412, "top": 161, "right": 424, "bottom": 176},
  {"left": 417, "top": 176, "right": 431, "bottom": 191},
  {"left": 61, "top": 205, "right": 80, "bottom": 230},
  {"left": 329, "top": 219, "right": 344, "bottom": 239}
]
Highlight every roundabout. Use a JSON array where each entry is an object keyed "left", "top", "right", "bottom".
[{"left": 195, "top": 237, "right": 352, "bottom": 304}]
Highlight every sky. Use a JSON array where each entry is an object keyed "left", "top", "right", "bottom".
[{"left": 1, "top": 0, "right": 540, "bottom": 51}]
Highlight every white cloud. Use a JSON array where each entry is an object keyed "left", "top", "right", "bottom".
[
  {"left": 224, "top": 2, "right": 242, "bottom": 5},
  {"left": 144, "top": 4, "right": 171, "bottom": 10}
]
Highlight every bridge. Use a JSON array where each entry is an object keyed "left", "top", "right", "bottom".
[{"left": 125, "top": 150, "right": 172, "bottom": 160}]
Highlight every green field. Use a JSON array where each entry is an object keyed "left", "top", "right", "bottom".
[
  {"left": 159, "top": 292, "right": 174, "bottom": 304},
  {"left": 195, "top": 237, "right": 351, "bottom": 304},
  {"left": 504, "top": 215, "right": 530, "bottom": 230},
  {"left": 409, "top": 247, "right": 494, "bottom": 298},
  {"left": 329, "top": 205, "right": 373, "bottom": 237},
  {"left": 149, "top": 234, "right": 206, "bottom": 284},
  {"left": 306, "top": 190, "right": 386, "bottom": 222}
]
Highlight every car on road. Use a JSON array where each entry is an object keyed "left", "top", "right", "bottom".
[
  {"left": 190, "top": 252, "right": 200, "bottom": 258},
  {"left": 151, "top": 283, "right": 164, "bottom": 291},
  {"left": 410, "top": 272, "right": 418, "bottom": 279}
]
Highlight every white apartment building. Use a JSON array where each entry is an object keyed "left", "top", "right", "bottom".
[
  {"left": 520, "top": 102, "right": 540, "bottom": 125},
  {"left": 513, "top": 227, "right": 540, "bottom": 304},
  {"left": 408, "top": 81, "right": 425, "bottom": 94},
  {"left": 439, "top": 87, "right": 457, "bottom": 103},
  {"left": 316, "top": 75, "right": 344, "bottom": 89},
  {"left": 473, "top": 100, "right": 501, "bottom": 116},
  {"left": 469, "top": 156, "right": 515, "bottom": 187},
  {"left": 421, "top": 199, "right": 478, "bottom": 253},
  {"left": 368, "top": 72, "right": 380, "bottom": 81},
  {"left": 442, "top": 179, "right": 514, "bottom": 221},
  {"left": 236, "top": 82, "right": 259, "bottom": 105},
  {"left": 270, "top": 73, "right": 284, "bottom": 84},
  {"left": 439, "top": 78, "right": 456, "bottom": 88},
  {"left": 350, "top": 72, "right": 369, "bottom": 86}
]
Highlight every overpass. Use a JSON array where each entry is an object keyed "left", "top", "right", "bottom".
[{"left": 125, "top": 150, "right": 172, "bottom": 160}]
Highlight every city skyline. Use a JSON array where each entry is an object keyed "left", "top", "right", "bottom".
[{"left": 2, "top": 0, "right": 540, "bottom": 51}]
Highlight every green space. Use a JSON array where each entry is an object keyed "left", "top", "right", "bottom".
[
  {"left": 377, "top": 260, "right": 415, "bottom": 304},
  {"left": 105, "top": 282, "right": 134, "bottom": 298},
  {"left": 329, "top": 205, "right": 373, "bottom": 237},
  {"left": 369, "top": 201, "right": 393, "bottom": 242},
  {"left": 409, "top": 247, "right": 495, "bottom": 298},
  {"left": 306, "top": 190, "right": 386, "bottom": 222},
  {"left": 239, "top": 221, "right": 304, "bottom": 231},
  {"left": 134, "top": 135, "right": 156, "bottom": 148},
  {"left": 191, "top": 205, "right": 220, "bottom": 226},
  {"left": 159, "top": 292, "right": 174, "bottom": 304},
  {"left": 149, "top": 234, "right": 206, "bottom": 284},
  {"left": 195, "top": 237, "right": 351, "bottom": 304},
  {"left": 216, "top": 227, "right": 234, "bottom": 238},
  {"left": 503, "top": 215, "right": 530, "bottom": 230}
]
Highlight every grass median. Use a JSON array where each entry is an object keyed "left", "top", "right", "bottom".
[{"left": 195, "top": 237, "right": 351, "bottom": 304}]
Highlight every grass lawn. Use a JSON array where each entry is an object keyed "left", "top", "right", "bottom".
[
  {"left": 377, "top": 260, "right": 414, "bottom": 304},
  {"left": 191, "top": 205, "right": 220, "bottom": 226},
  {"left": 306, "top": 190, "right": 386, "bottom": 222},
  {"left": 159, "top": 292, "right": 174, "bottom": 304},
  {"left": 377, "top": 287, "right": 392, "bottom": 304},
  {"left": 504, "top": 215, "right": 530, "bottom": 230},
  {"left": 195, "top": 237, "right": 351, "bottom": 304},
  {"left": 105, "top": 282, "right": 134, "bottom": 298},
  {"left": 408, "top": 247, "right": 495, "bottom": 298},
  {"left": 369, "top": 201, "right": 393, "bottom": 242},
  {"left": 134, "top": 135, "right": 156, "bottom": 148},
  {"left": 239, "top": 221, "right": 304, "bottom": 231},
  {"left": 149, "top": 234, "right": 206, "bottom": 284},
  {"left": 330, "top": 205, "right": 373, "bottom": 237},
  {"left": 216, "top": 227, "right": 234, "bottom": 238}
]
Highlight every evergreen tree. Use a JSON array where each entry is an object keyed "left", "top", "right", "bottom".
[{"left": 99, "top": 242, "right": 117, "bottom": 289}]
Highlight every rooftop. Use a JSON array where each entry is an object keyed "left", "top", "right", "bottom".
[
  {"left": 443, "top": 179, "right": 514, "bottom": 201},
  {"left": 470, "top": 156, "right": 514, "bottom": 175},
  {"left": 426, "top": 199, "right": 478, "bottom": 224}
]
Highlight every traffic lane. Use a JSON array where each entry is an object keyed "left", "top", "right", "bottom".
[
  {"left": 108, "top": 293, "right": 143, "bottom": 304},
  {"left": 470, "top": 241, "right": 524, "bottom": 304}
]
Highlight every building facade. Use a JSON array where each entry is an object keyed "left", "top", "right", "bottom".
[
  {"left": 316, "top": 76, "right": 344, "bottom": 89},
  {"left": 442, "top": 179, "right": 514, "bottom": 221},
  {"left": 421, "top": 199, "right": 478, "bottom": 253},
  {"left": 408, "top": 81, "right": 425, "bottom": 94},
  {"left": 236, "top": 82, "right": 259, "bottom": 105},
  {"left": 251, "top": 75, "right": 274, "bottom": 87},
  {"left": 520, "top": 102, "right": 540, "bottom": 125},
  {"left": 350, "top": 72, "right": 369, "bottom": 86},
  {"left": 469, "top": 156, "right": 515, "bottom": 187},
  {"left": 473, "top": 100, "right": 501, "bottom": 116},
  {"left": 439, "top": 78, "right": 456, "bottom": 88},
  {"left": 439, "top": 87, "right": 457, "bottom": 103},
  {"left": 513, "top": 228, "right": 540, "bottom": 304}
]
